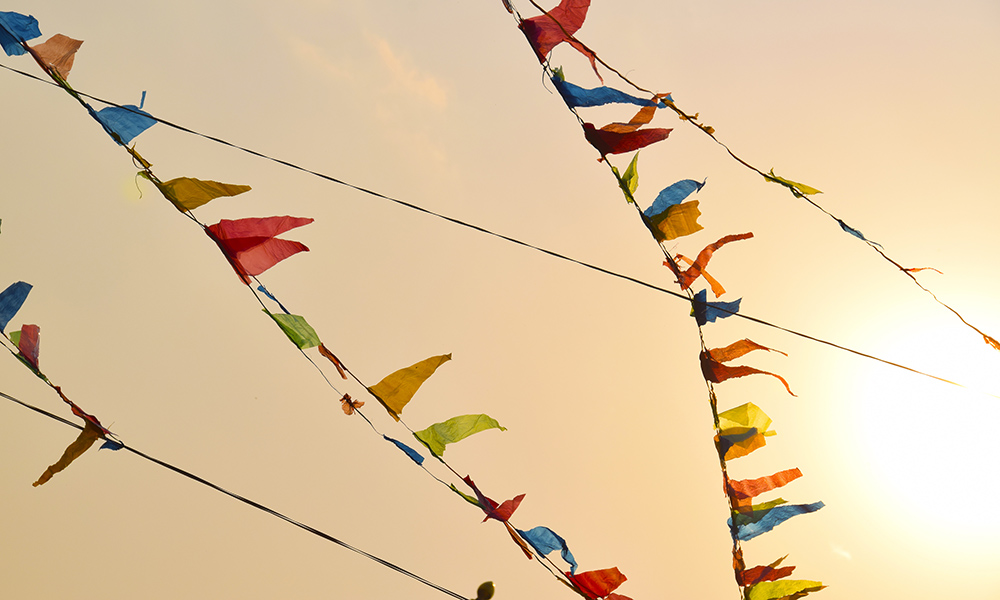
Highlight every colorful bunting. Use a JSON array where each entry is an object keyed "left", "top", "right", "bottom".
[
  {"left": 729, "top": 468, "right": 803, "bottom": 508},
  {"left": 367, "top": 353, "right": 451, "bottom": 421},
  {"left": 732, "top": 502, "right": 825, "bottom": 541},
  {"left": 0, "top": 281, "right": 32, "bottom": 332},
  {"left": 566, "top": 567, "right": 627, "bottom": 600},
  {"left": 692, "top": 289, "right": 741, "bottom": 326},
  {"left": 675, "top": 253, "right": 725, "bottom": 297},
  {"left": 746, "top": 579, "right": 825, "bottom": 600},
  {"left": 462, "top": 475, "right": 525, "bottom": 522},
  {"left": 647, "top": 201, "right": 703, "bottom": 241},
  {"left": 519, "top": 0, "right": 601, "bottom": 80},
  {"left": 517, "top": 525, "right": 579, "bottom": 574},
  {"left": 716, "top": 427, "right": 767, "bottom": 460},
  {"left": 504, "top": 522, "right": 535, "bottom": 559},
  {"left": 709, "top": 339, "right": 787, "bottom": 363},
  {"left": 583, "top": 122, "right": 671, "bottom": 157},
  {"left": 265, "top": 309, "right": 321, "bottom": 349},
  {"left": 738, "top": 555, "right": 795, "bottom": 587},
  {"left": 644, "top": 179, "right": 705, "bottom": 218},
  {"left": 16, "top": 324, "right": 40, "bottom": 371},
  {"left": 205, "top": 216, "right": 313, "bottom": 285},
  {"left": 32, "top": 420, "right": 103, "bottom": 486},
  {"left": 667, "top": 233, "right": 753, "bottom": 291},
  {"left": 700, "top": 349, "right": 795, "bottom": 396},
  {"left": 30, "top": 34, "right": 83, "bottom": 79},
  {"left": 147, "top": 175, "right": 252, "bottom": 212},
  {"left": 414, "top": 414, "right": 506, "bottom": 456},
  {"left": 0, "top": 11, "right": 41, "bottom": 56},
  {"left": 612, "top": 153, "right": 640, "bottom": 203}
]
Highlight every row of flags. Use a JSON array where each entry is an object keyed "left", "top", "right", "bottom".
[
  {"left": 1, "top": 8, "right": 635, "bottom": 599},
  {"left": 512, "top": 1, "right": 827, "bottom": 598}
]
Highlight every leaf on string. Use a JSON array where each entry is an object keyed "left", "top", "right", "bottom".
[
  {"left": 709, "top": 338, "right": 787, "bottom": 363},
  {"left": 461, "top": 475, "right": 524, "bottom": 522},
  {"left": 666, "top": 233, "right": 753, "bottom": 291},
  {"left": 205, "top": 216, "right": 313, "bottom": 285},
  {"left": 738, "top": 555, "right": 795, "bottom": 587},
  {"left": 565, "top": 567, "right": 627, "bottom": 600},
  {"left": 701, "top": 348, "right": 795, "bottom": 396},
  {"left": 30, "top": 34, "right": 83, "bottom": 79},
  {"left": 583, "top": 123, "right": 671, "bottom": 157},
  {"left": 611, "top": 152, "right": 640, "bottom": 203},
  {"left": 383, "top": 435, "right": 424, "bottom": 465},
  {"left": 339, "top": 393, "right": 364, "bottom": 416},
  {"left": 552, "top": 76, "right": 669, "bottom": 108},
  {"left": 318, "top": 343, "right": 348, "bottom": 379},
  {"left": 413, "top": 414, "right": 505, "bottom": 457},
  {"left": 516, "top": 525, "right": 579, "bottom": 574},
  {"left": 692, "top": 289, "right": 741, "bottom": 326},
  {"left": 0, "top": 11, "right": 41, "bottom": 56},
  {"left": 0, "top": 281, "right": 32, "bottom": 332},
  {"left": 763, "top": 169, "right": 821, "bottom": 197},
  {"left": 367, "top": 353, "right": 451, "bottom": 421},
  {"left": 94, "top": 103, "right": 157, "bottom": 146},
  {"left": 16, "top": 324, "right": 40, "bottom": 371},
  {"left": 145, "top": 175, "right": 252, "bottom": 212},
  {"left": 729, "top": 468, "right": 803, "bottom": 509},
  {"left": 732, "top": 503, "right": 825, "bottom": 541},
  {"left": 519, "top": 0, "right": 601, "bottom": 80},
  {"left": 264, "top": 309, "right": 321, "bottom": 349},
  {"left": 32, "top": 420, "right": 103, "bottom": 487},
  {"left": 746, "top": 579, "right": 826, "bottom": 600}
]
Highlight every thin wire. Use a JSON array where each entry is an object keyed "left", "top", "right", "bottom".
[{"left": 0, "top": 388, "right": 470, "bottom": 600}]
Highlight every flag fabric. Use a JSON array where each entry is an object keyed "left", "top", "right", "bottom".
[{"left": 367, "top": 353, "right": 451, "bottom": 421}]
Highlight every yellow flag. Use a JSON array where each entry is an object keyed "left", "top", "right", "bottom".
[
  {"left": 648, "top": 201, "right": 703, "bottom": 241},
  {"left": 368, "top": 354, "right": 452, "bottom": 421},
  {"left": 719, "top": 402, "right": 774, "bottom": 436},
  {"left": 764, "top": 169, "right": 821, "bottom": 196},
  {"left": 153, "top": 176, "right": 252, "bottom": 212},
  {"left": 33, "top": 421, "right": 103, "bottom": 486},
  {"left": 747, "top": 579, "right": 825, "bottom": 600}
]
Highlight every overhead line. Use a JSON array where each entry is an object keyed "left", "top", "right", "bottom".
[{"left": 1, "top": 61, "right": 995, "bottom": 399}]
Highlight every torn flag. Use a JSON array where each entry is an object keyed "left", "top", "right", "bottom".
[
  {"left": 519, "top": 0, "right": 600, "bottom": 79},
  {"left": 0, "top": 11, "right": 41, "bottom": 56},
  {"left": 667, "top": 233, "right": 753, "bottom": 290},
  {"left": 367, "top": 353, "right": 451, "bottom": 421}
]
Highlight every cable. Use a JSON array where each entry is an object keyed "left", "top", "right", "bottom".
[
  {"left": 0, "top": 62, "right": 996, "bottom": 399},
  {"left": 0, "top": 388, "right": 470, "bottom": 600}
]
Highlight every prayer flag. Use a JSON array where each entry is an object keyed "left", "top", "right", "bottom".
[
  {"left": 583, "top": 123, "right": 671, "bottom": 156},
  {"left": 667, "top": 233, "right": 753, "bottom": 290},
  {"left": 692, "top": 289, "right": 741, "bottom": 325},
  {"left": 0, "top": 281, "right": 32, "bottom": 332},
  {"left": 516, "top": 526, "right": 579, "bottom": 574},
  {"left": 149, "top": 175, "right": 251, "bottom": 212},
  {"left": 519, "top": 0, "right": 600, "bottom": 80},
  {"left": 368, "top": 353, "right": 451, "bottom": 421},
  {"left": 0, "top": 11, "right": 41, "bottom": 56},
  {"left": 264, "top": 309, "right": 321, "bottom": 349},
  {"left": 566, "top": 567, "right": 627, "bottom": 600},
  {"left": 746, "top": 579, "right": 825, "bottom": 600},
  {"left": 205, "top": 216, "right": 313, "bottom": 284},
  {"left": 414, "top": 414, "right": 505, "bottom": 456},
  {"left": 30, "top": 34, "right": 83, "bottom": 79}
]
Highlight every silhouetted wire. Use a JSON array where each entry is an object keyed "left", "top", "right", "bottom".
[
  {"left": 0, "top": 61, "right": 994, "bottom": 400},
  {"left": 0, "top": 388, "right": 470, "bottom": 600}
]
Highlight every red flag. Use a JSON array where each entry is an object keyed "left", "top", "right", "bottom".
[
  {"left": 700, "top": 351, "right": 795, "bottom": 396},
  {"left": 666, "top": 233, "right": 753, "bottom": 290},
  {"left": 16, "top": 324, "right": 40, "bottom": 370},
  {"left": 583, "top": 123, "right": 671, "bottom": 157},
  {"left": 519, "top": 0, "right": 601, "bottom": 80},
  {"left": 205, "top": 216, "right": 312, "bottom": 284},
  {"left": 462, "top": 475, "right": 525, "bottom": 523},
  {"left": 566, "top": 567, "right": 627, "bottom": 599}
]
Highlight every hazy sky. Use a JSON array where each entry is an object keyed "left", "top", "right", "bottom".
[{"left": 2, "top": 1, "right": 999, "bottom": 599}]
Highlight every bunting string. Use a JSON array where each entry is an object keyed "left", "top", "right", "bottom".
[{"left": 0, "top": 59, "right": 991, "bottom": 399}]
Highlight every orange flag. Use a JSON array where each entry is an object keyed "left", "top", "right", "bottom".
[{"left": 668, "top": 233, "right": 753, "bottom": 290}]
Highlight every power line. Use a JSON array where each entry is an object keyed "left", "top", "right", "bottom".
[
  {"left": 0, "top": 388, "right": 471, "bottom": 600},
  {"left": 0, "top": 61, "right": 995, "bottom": 400}
]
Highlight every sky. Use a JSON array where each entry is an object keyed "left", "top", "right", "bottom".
[{"left": 2, "top": 1, "right": 999, "bottom": 599}]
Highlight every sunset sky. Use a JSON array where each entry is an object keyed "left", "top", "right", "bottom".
[{"left": 2, "top": 1, "right": 999, "bottom": 599}]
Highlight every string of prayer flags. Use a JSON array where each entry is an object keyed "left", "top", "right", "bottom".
[
  {"left": 732, "top": 502, "right": 825, "bottom": 541},
  {"left": 30, "top": 34, "right": 83, "bottom": 80},
  {"left": 462, "top": 475, "right": 525, "bottom": 522},
  {"left": 700, "top": 345, "right": 795, "bottom": 396},
  {"left": 0, "top": 281, "right": 32, "bottom": 332},
  {"left": 692, "top": 289, "right": 741, "bottom": 326},
  {"left": 367, "top": 353, "right": 451, "bottom": 421},
  {"left": 668, "top": 233, "right": 754, "bottom": 291},
  {"left": 746, "top": 579, "right": 825, "bottom": 600},
  {"left": 264, "top": 309, "right": 321, "bottom": 349},
  {"left": 383, "top": 435, "right": 424, "bottom": 465},
  {"left": 205, "top": 216, "right": 313, "bottom": 285},
  {"left": 583, "top": 122, "right": 671, "bottom": 157},
  {"left": 763, "top": 169, "right": 821, "bottom": 198},
  {"left": 519, "top": 0, "right": 601, "bottom": 80},
  {"left": 552, "top": 76, "right": 666, "bottom": 109},
  {"left": 143, "top": 174, "right": 252, "bottom": 212},
  {"left": 0, "top": 11, "right": 40, "bottom": 56},
  {"left": 565, "top": 567, "right": 628, "bottom": 600},
  {"left": 516, "top": 525, "right": 579, "bottom": 574},
  {"left": 413, "top": 414, "right": 506, "bottom": 456},
  {"left": 738, "top": 555, "right": 795, "bottom": 587},
  {"left": 93, "top": 97, "right": 157, "bottom": 146}
]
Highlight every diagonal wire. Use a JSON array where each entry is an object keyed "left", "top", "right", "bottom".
[{"left": 0, "top": 388, "right": 470, "bottom": 600}]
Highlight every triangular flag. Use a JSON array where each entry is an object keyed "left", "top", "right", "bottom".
[
  {"left": 519, "top": 0, "right": 601, "bottom": 80},
  {"left": 0, "top": 281, "right": 32, "bottom": 332},
  {"left": 30, "top": 34, "right": 83, "bottom": 79},
  {"left": 148, "top": 175, "right": 252, "bottom": 212},
  {"left": 413, "top": 414, "right": 505, "bottom": 456},
  {"left": 205, "top": 216, "right": 313, "bottom": 285},
  {"left": 367, "top": 353, "right": 451, "bottom": 421},
  {"left": 0, "top": 11, "right": 41, "bottom": 56}
]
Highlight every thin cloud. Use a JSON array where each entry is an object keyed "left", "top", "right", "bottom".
[{"left": 369, "top": 35, "right": 447, "bottom": 109}]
